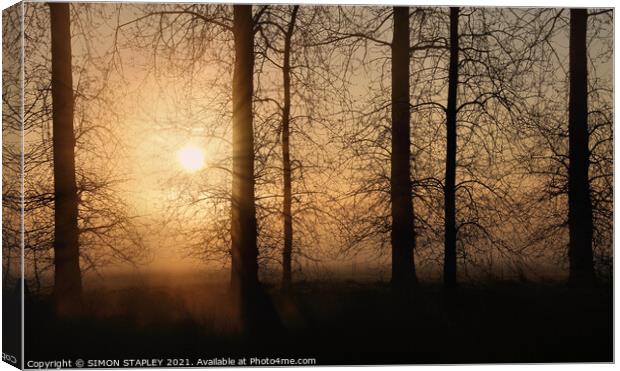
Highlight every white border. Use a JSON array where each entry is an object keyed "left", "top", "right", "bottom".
[{"left": 0, "top": 1, "right": 615, "bottom": 371}]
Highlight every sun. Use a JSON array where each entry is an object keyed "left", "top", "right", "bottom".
[{"left": 176, "top": 144, "right": 205, "bottom": 172}]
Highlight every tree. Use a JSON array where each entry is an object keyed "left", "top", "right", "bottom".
[
  {"left": 231, "top": 3, "right": 259, "bottom": 301},
  {"left": 112, "top": 4, "right": 284, "bottom": 330},
  {"left": 3, "top": 4, "right": 25, "bottom": 365},
  {"left": 14, "top": 3, "right": 148, "bottom": 295},
  {"left": 390, "top": 6, "right": 417, "bottom": 287},
  {"left": 505, "top": 8, "right": 612, "bottom": 282},
  {"left": 443, "top": 7, "right": 459, "bottom": 288},
  {"left": 567, "top": 8, "right": 595, "bottom": 285},
  {"left": 231, "top": 4, "right": 281, "bottom": 334},
  {"left": 253, "top": 5, "right": 337, "bottom": 285},
  {"left": 2, "top": 3, "right": 23, "bottom": 291},
  {"left": 280, "top": 6, "right": 299, "bottom": 288},
  {"left": 306, "top": 6, "right": 425, "bottom": 282},
  {"left": 49, "top": 2, "right": 82, "bottom": 316}
]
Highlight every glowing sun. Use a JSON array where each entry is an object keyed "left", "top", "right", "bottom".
[{"left": 176, "top": 144, "right": 205, "bottom": 172}]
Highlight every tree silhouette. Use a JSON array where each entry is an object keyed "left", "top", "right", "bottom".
[
  {"left": 567, "top": 9, "right": 595, "bottom": 285},
  {"left": 230, "top": 2, "right": 259, "bottom": 308},
  {"left": 2, "top": 3, "right": 23, "bottom": 292},
  {"left": 279, "top": 6, "right": 299, "bottom": 288},
  {"left": 513, "top": 9, "right": 612, "bottom": 282},
  {"left": 443, "top": 7, "right": 459, "bottom": 289},
  {"left": 49, "top": 2, "right": 82, "bottom": 316},
  {"left": 2, "top": 4, "right": 25, "bottom": 366},
  {"left": 390, "top": 6, "right": 417, "bottom": 287},
  {"left": 231, "top": 4, "right": 281, "bottom": 334}
]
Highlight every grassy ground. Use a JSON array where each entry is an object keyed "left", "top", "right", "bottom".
[{"left": 24, "top": 280, "right": 612, "bottom": 365}]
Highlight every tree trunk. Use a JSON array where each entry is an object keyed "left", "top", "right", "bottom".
[
  {"left": 281, "top": 6, "right": 299, "bottom": 289},
  {"left": 231, "top": 5, "right": 281, "bottom": 335},
  {"left": 443, "top": 7, "right": 459, "bottom": 289},
  {"left": 50, "top": 2, "right": 83, "bottom": 317},
  {"left": 231, "top": 4, "right": 259, "bottom": 299},
  {"left": 390, "top": 6, "right": 417, "bottom": 287},
  {"left": 568, "top": 9, "right": 595, "bottom": 285}
]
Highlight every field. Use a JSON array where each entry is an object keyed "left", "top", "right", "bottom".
[{"left": 22, "top": 276, "right": 613, "bottom": 366}]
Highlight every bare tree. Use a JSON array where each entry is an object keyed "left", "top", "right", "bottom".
[
  {"left": 307, "top": 6, "right": 426, "bottom": 282},
  {"left": 513, "top": 8, "right": 612, "bottom": 282},
  {"left": 443, "top": 7, "right": 459, "bottom": 289},
  {"left": 567, "top": 9, "right": 595, "bottom": 285},
  {"left": 49, "top": 2, "right": 83, "bottom": 316},
  {"left": 230, "top": 3, "right": 258, "bottom": 301},
  {"left": 244, "top": 5, "right": 336, "bottom": 285},
  {"left": 228, "top": 5, "right": 281, "bottom": 334},
  {"left": 390, "top": 6, "right": 417, "bottom": 287},
  {"left": 2, "top": 4, "right": 25, "bottom": 365},
  {"left": 2, "top": 3, "right": 23, "bottom": 291},
  {"left": 279, "top": 6, "right": 299, "bottom": 288},
  {"left": 9, "top": 3, "right": 148, "bottom": 298}
]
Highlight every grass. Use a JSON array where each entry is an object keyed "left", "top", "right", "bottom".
[{"left": 24, "top": 278, "right": 612, "bottom": 365}]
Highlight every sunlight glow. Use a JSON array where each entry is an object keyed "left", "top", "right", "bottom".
[{"left": 176, "top": 144, "right": 205, "bottom": 172}]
